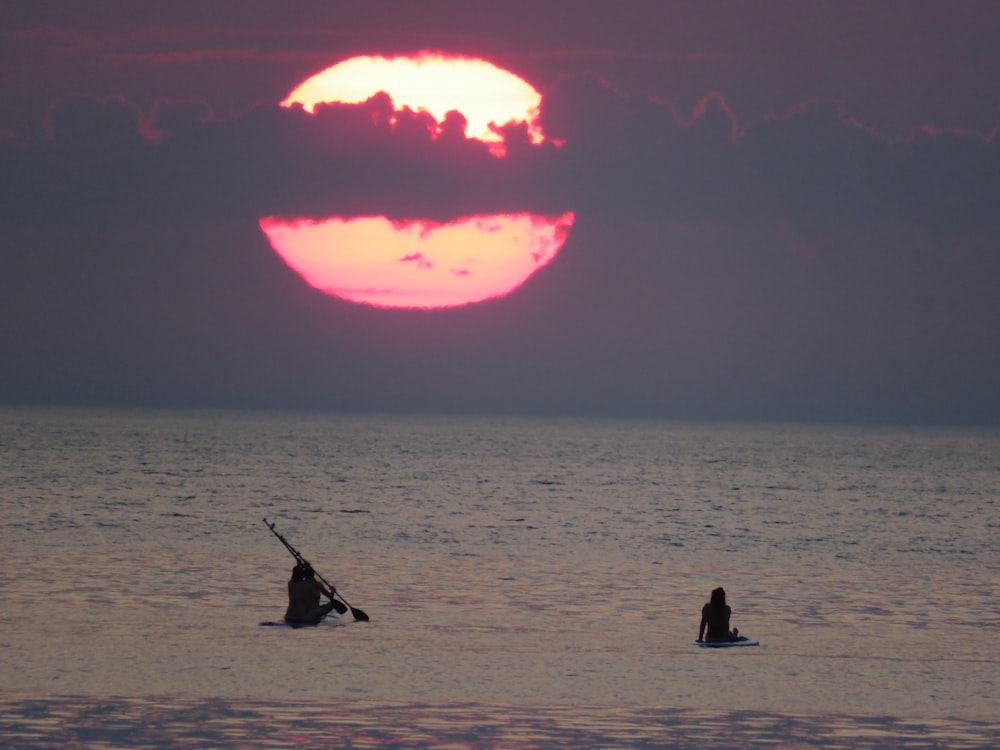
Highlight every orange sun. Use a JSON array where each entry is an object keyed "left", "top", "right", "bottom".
[{"left": 259, "top": 53, "right": 574, "bottom": 309}]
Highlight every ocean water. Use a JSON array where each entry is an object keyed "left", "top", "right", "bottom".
[{"left": 1, "top": 406, "right": 997, "bottom": 748}]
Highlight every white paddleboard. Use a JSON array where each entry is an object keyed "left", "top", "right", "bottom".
[{"left": 696, "top": 636, "right": 759, "bottom": 647}]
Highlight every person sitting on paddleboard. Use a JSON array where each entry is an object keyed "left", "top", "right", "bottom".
[
  {"left": 697, "top": 587, "right": 740, "bottom": 642},
  {"left": 284, "top": 563, "right": 338, "bottom": 626}
]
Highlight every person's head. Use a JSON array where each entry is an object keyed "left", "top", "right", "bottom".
[
  {"left": 301, "top": 565, "right": 315, "bottom": 580},
  {"left": 291, "top": 564, "right": 305, "bottom": 581},
  {"left": 710, "top": 587, "right": 727, "bottom": 607}
]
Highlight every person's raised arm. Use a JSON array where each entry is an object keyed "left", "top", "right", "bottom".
[{"left": 312, "top": 578, "right": 336, "bottom": 601}]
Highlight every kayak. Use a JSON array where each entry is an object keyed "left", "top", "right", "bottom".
[{"left": 696, "top": 636, "right": 759, "bottom": 647}]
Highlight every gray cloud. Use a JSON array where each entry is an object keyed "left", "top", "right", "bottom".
[
  {"left": 1, "top": 77, "right": 998, "bottom": 424},
  {"left": 4, "top": 75, "right": 995, "bottom": 234}
]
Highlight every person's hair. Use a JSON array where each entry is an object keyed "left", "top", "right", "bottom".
[
  {"left": 291, "top": 565, "right": 305, "bottom": 582},
  {"left": 710, "top": 587, "right": 727, "bottom": 607}
]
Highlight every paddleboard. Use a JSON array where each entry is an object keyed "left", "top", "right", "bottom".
[
  {"left": 696, "top": 636, "right": 758, "bottom": 647},
  {"left": 260, "top": 615, "right": 343, "bottom": 629}
]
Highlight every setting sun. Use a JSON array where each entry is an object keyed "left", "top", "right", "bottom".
[
  {"left": 283, "top": 54, "right": 546, "bottom": 147},
  {"left": 260, "top": 212, "right": 574, "bottom": 308},
  {"left": 261, "top": 52, "right": 574, "bottom": 309}
]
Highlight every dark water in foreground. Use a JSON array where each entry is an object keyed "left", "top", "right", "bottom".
[
  {"left": 1, "top": 407, "right": 998, "bottom": 747},
  {"left": 3, "top": 697, "right": 999, "bottom": 749}
]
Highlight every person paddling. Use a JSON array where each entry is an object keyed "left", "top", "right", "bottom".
[
  {"left": 697, "top": 586, "right": 740, "bottom": 643},
  {"left": 265, "top": 518, "right": 369, "bottom": 623},
  {"left": 284, "top": 563, "right": 338, "bottom": 627}
]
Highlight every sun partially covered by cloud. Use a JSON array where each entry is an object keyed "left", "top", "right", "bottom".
[
  {"left": 263, "top": 53, "right": 574, "bottom": 309},
  {"left": 283, "top": 53, "right": 546, "bottom": 150}
]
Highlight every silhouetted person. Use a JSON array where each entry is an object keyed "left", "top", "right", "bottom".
[
  {"left": 284, "top": 563, "right": 338, "bottom": 627},
  {"left": 698, "top": 586, "right": 740, "bottom": 642}
]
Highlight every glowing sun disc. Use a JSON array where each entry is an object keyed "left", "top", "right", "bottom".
[
  {"left": 283, "top": 53, "right": 544, "bottom": 144},
  {"left": 261, "top": 212, "right": 574, "bottom": 308},
  {"left": 264, "top": 53, "right": 574, "bottom": 310}
]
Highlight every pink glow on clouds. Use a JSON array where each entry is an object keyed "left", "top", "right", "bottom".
[
  {"left": 685, "top": 91, "right": 743, "bottom": 139},
  {"left": 260, "top": 212, "right": 575, "bottom": 309}
]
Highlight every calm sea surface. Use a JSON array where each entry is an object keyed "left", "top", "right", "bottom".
[{"left": 1, "top": 406, "right": 998, "bottom": 748}]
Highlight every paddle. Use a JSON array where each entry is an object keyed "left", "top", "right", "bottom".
[
  {"left": 263, "top": 518, "right": 370, "bottom": 622},
  {"left": 265, "top": 518, "right": 349, "bottom": 616}
]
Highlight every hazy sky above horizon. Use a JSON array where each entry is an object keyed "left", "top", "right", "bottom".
[{"left": 2, "top": 1, "right": 998, "bottom": 424}]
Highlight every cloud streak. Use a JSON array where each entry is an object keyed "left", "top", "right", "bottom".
[{"left": 3, "top": 75, "right": 997, "bottom": 234}]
